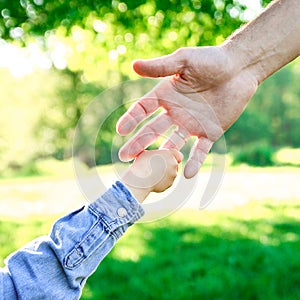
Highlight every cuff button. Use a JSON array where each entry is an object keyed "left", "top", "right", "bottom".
[{"left": 117, "top": 207, "right": 127, "bottom": 218}]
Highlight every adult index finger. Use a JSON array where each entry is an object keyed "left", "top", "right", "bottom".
[
  {"left": 116, "top": 94, "right": 160, "bottom": 136},
  {"left": 118, "top": 112, "right": 172, "bottom": 162}
]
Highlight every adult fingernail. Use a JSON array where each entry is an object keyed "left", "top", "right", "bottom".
[
  {"left": 184, "top": 162, "right": 200, "bottom": 179},
  {"left": 117, "top": 121, "right": 133, "bottom": 135}
]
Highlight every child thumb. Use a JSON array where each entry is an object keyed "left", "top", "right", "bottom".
[{"left": 169, "top": 149, "right": 184, "bottom": 163}]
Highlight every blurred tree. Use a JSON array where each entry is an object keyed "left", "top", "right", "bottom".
[
  {"left": 0, "top": 0, "right": 257, "bottom": 164},
  {"left": 1, "top": 1, "right": 271, "bottom": 42},
  {"left": 6, "top": 0, "right": 300, "bottom": 169},
  {"left": 0, "top": 69, "right": 62, "bottom": 174},
  {"left": 226, "top": 60, "right": 300, "bottom": 151},
  {"left": 1, "top": 1, "right": 273, "bottom": 79}
]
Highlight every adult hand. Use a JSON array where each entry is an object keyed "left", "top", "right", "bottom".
[{"left": 117, "top": 46, "right": 258, "bottom": 178}]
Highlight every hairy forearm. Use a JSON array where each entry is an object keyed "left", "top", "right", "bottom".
[{"left": 223, "top": 0, "right": 300, "bottom": 84}]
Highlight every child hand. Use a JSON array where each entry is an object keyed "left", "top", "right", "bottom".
[{"left": 121, "top": 149, "right": 183, "bottom": 203}]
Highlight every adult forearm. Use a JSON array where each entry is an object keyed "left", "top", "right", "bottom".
[{"left": 223, "top": 0, "right": 300, "bottom": 84}]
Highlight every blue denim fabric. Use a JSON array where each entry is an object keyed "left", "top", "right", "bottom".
[{"left": 0, "top": 181, "right": 144, "bottom": 300}]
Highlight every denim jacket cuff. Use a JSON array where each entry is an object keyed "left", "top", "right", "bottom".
[{"left": 89, "top": 181, "right": 145, "bottom": 238}]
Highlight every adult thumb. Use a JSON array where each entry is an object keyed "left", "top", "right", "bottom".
[{"left": 132, "top": 48, "right": 185, "bottom": 78}]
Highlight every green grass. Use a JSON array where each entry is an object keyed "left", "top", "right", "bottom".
[
  {"left": 81, "top": 200, "right": 300, "bottom": 300},
  {"left": 0, "top": 216, "right": 56, "bottom": 266},
  {"left": 1, "top": 200, "right": 299, "bottom": 300},
  {"left": 0, "top": 152, "right": 299, "bottom": 299}
]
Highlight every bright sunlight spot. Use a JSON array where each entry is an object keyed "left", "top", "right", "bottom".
[{"left": 0, "top": 41, "right": 51, "bottom": 77}]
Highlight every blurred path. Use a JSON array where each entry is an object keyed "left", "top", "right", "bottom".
[
  {"left": 0, "top": 168, "right": 299, "bottom": 218},
  {"left": 188, "top": 169, "right": 300, "bottom": 210}
]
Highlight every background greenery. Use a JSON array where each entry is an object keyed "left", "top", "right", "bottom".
[
  {"left": 0, "top": 0, "right": 299, "bottom": 176},
  {"left": 1, "top": 199, "right": 299, "bottom": 300},
  {"left": 82, "top": 201, "right": 300, "bottom": 300},
  {"left": 0, "top": 1, "right": 299, "bottom": 299}
]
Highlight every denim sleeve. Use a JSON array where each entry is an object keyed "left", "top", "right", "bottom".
[{"left": 0, "top": 181, "right": 144, "bottom": 300}]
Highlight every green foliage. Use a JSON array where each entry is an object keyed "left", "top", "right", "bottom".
[
  {"left": 34, "top": 69, "right": 105, "bottom": 161},
  {"left": 226, "top": 60, "right": 300, "bottom": 154},
  {"left": 0, "top": 0, "right": 262, "bottom": 83},
  {"left": 232, "top": 142, "right": 275, "bottom": 166},
  {"left": 1, "top": 0, "right": 253, "bottom": 167},
  {"left": 0, "top": 0, "right": 253, "bottom": 42},
  {"left": 10, "top": 160, "right": 41, "bottom": 177},
  {"left": 252, "top": 62, "right": 300, "bottom": 148},
  {"left": 0, "top": 0, "right": 296, "bottom": 169},
  {"left": 0, "top": 69, "right": 60, "bottom": 173}
]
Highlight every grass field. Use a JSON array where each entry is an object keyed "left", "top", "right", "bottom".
[
  {"left": 0, "top": 154, "right": 299, "bottom": 299},
  {"left": 0, "top": 200, "right": 299, "bottom": 299},
  {"left": 78, "top": 200, "right": 300, "bottom": 300}
]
